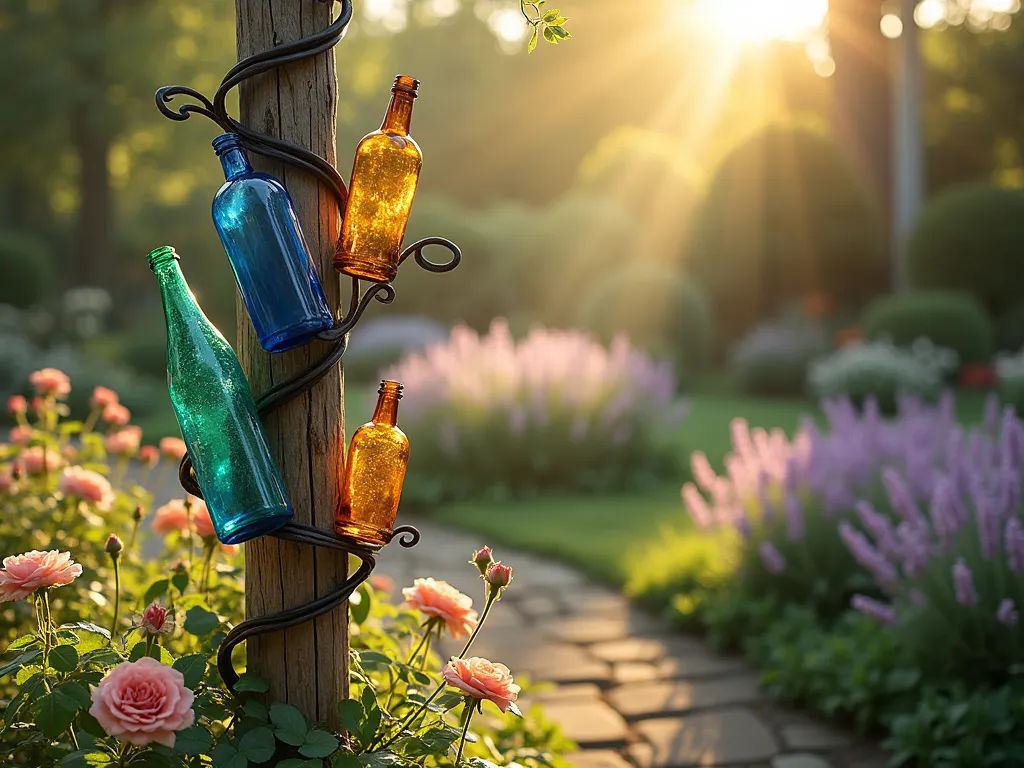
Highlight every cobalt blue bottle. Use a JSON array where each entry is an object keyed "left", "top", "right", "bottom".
[{"left": 211, "top": 133, "right": 334, "bottom": 353}]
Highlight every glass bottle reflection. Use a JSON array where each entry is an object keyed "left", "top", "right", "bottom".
[
  {"left": 149, "top": 245, "right": 293, "bottom": 545},
  {"left": 211, "top": 133, "right": 334, "bottom": 353},
  {"left": 334, "top": 380, "right": 410, "bottom": 546},
  {"left": 334, "top": 76, "right": 423, "bottom": 284}
]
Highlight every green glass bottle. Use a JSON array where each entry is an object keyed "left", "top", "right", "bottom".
[{"left": 148, "top": 246, "right": 293, "bottom": 544}]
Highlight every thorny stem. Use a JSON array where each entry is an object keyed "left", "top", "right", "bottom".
[
  {"left": 200, "top": 541, "right": 216, "bottom": 603},
  {"left": 109, "top": 556, "right": 121, "bottom": 643},
  {"left": 454, "top": 701, "right": 475, "bottom": 767},
  {"left": 457, "top": 593, "right": 497, "bottom": 659}
]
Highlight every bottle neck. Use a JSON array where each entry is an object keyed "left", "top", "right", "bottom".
[
  {"left": 219, "top": 146, "right": 253, "bottom": 181},
  {"left": 372, "top": 393, "right": 400, "bottom": 426},
  {"left": 381, "top": 93, "right": 414, "bottom": 135}
]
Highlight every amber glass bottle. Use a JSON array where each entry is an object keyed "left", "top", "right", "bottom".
[
  {"left": 334, "top": 76, "right": 423, "bottom": 284},
  {"left": 335, "top": 380, "right": 410, "bottom": 546}
]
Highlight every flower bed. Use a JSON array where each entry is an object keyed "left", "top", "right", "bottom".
[
  {"left": 632, "top": 391, "right": 1024, "bottom": 763},
  {"left": 0, "top": 370, "right": 571, "bottom": 766}
]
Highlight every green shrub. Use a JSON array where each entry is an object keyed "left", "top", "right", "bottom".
[
  {"left": 909, "top": 183, "right": 1024, "bottom": 317},
  {"left": 692, "top": 123, "right": 885, "bottom": 345},
  {"left": 0, "top": 231, "right": 54, "bottom": 309},
  {"left": 575, "top": 267, "right": 714, "bottom": 379},
  {"left": 807, "top": 339, "right": 957, "bottom": 413},
  {"left": 731, "top": 318, "right": 830, "bottom": 397},
  {"left": 862, "top": 291, "right": 994, "bottom": 364},
  {"left": 996, "top": 303, "right": 1024, "bottom": 353},
  {"left": 121, "top": 330, "right": 169, "bottom": 379}
]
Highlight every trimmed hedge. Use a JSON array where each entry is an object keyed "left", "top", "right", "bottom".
[
  {"left": 909, "top": 183, "right": 1024, "bottom": 318},
  {"left": 575, "top": 266, "right": 714, "bottom": 378},
  {"left": 692, "top": 123, "right": 886, "bottom": 346},
  {"left": 861, "top": 291, "right": 994, "bottom": 364},
  {"left": 0, "top": 231, "right": 53, "bottom": 309}
]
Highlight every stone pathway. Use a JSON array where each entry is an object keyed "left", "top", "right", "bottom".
[{"left": 375, "top": 520, "right": 889, "bottom": 768}]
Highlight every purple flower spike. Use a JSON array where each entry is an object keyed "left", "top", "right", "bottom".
[
  {"left": 1005, "top": 518, "right": 1024, "bottom": 573},
  {"left": 997, "top": 598, "right": 1019, "bottom": 626},
  {"left": 760, "top": 541, "right": 786, "bottom": 574},
  {"left": 952, "top": 558, "right": 979, "bottom": 606},
  {"left": 785, "top": 491, "right": 804, "bottom": 541},
  {"left": 852, "top": 594, "right": 897, "bottom": 625},
  {"left": 840, "top": 522, "right": 897, "bottom": 585},
  {"left": 883, "top": 467, "right": 925, "bottom": 528}
]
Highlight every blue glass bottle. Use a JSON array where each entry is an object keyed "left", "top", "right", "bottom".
[{"left": 211, "top": 133, "right": 334, "bottom": 353}]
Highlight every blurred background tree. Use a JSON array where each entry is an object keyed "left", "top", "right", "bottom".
[{"left": 2, "top": 0, "right": 1024, "bottom": 435}]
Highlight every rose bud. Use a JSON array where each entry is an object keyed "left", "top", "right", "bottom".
[
  {"left": 471, "top": 546, "right": 493, "bottom": 575},
  {"left": 105, "top": 534, "right": 124, "bottom": 556}
]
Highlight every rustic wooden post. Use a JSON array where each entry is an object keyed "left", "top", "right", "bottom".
[{"left": 234, "top": 0, "right": 348, "bottom": 724}]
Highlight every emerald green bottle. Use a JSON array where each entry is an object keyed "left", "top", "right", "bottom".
[{"left": 148, "top": 246, "right": 293, "bottom": 544}]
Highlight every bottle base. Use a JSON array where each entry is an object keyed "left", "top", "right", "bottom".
[
  {"left": 333, "top": 256, "right": 397, "bottom": 285},
  {"left": 220, "top": 506, "right": 294, "bottom": 545},
  {"left": 260, "top": 315, "right": 335, "bottom": 354},
  {"left": 334, "top": 518, "right": 393, "bottom": 547}
]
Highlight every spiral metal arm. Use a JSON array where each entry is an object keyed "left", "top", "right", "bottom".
[{"left": 157, "top": 0, "right": 459, "bottom": 692}]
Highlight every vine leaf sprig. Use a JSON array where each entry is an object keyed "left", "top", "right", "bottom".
[{"left": 520, "top": 1, "right": 571, "bottom": 53}]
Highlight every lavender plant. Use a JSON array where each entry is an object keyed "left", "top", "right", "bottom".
[
  {"left": 845, "top": 398, "right": 1024, "bottom": 685},
  {"left": 681, "top": 394, "right": 961, "bottom": 616},
  {"left": 384, "top": 319, "right": 687, "bottom": 503}
]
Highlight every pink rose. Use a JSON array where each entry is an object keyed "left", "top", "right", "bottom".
[
  {"left": 105, "top": 426, "right": 142, "bottom": 456},
  {"left": 62, "top": 445, "right": 78, "bottom": 462},
  {"left": 59, "top": 467, "right": 115, "bottom": 510},
  {"left": 191, "top": 499, "right": 215, "bottom": 538},
  {"left": 6, "top": 395, "right": 26, "bottom": 415},
  {"left": 485, "top": 562, "right": 513, "bottom": 588},
  {"left": 402, "top": 578, "right": 478, "bottom": 639},
  {"left": 0, "top": 550, "right": 82, "bottom": 601},
  {"left": 29, "top": 368, "right": 71, "bottom": 399},
  {"left": 443, "top": 657, "right": 520, "bottom": 713},
  {"left": 17, "top": 446, "right": 64, "bottom": 475},
  {"left": 90, "top": 386, "right": 120, "bottom": 409},
  {"left": 152, "top": 500, "right": 191, "bottom": 536},
  {"left": 102, "top": 403, "right": 131, "bottom": 427},
  {"left": 371, "top": 574, "right": 395, "bottom": 592},
  {"left": 159, "top": 437, "right": 188, "bottom": 460},
  {"left": 0, "top": 468, "right": 16, "bottom": 495},
  {"left": 139, "top": 445, "right": 160, "bottom": 466},
  {"left": 89, "top": 657, "right": 195, "bottom": 747},
  {"left": 9, "top": 425, "right": 32, "bottom": 445},
  {"left": 137, "top": 602, "right": 174, "bottom": 636}
]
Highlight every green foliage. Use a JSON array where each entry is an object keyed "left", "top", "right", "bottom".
[
  {"left": 861, "top": 291, "right": 994, "bottom": 365},
  {"left": 908, "top": 184, "right": 1024, "bottom": 318},
  {"left": 730, "top": 318, "right": 830, "bottom": 397},
  {"left": 807, "top": 339, "right": 956, "bottom": 413},
  {"left": 996, "top": 303, "right": 1024, "bottom": 354},
  {"left": 575, "top": 267, "right": 714, "bottom": 380},
  {"left": 693, "top": 123, "right": 885, "bottom": 345},
  {"left": 0, "top": 231, "right": 53, "bottom": 309},
  {"left": 0, "top": 372, "right": 572, "bottom": 766},
  {"left": 884, "top": 684, "right": 1024, "bottom": 768},
  {"left": 520, "top": 2, "right": 572, "bottom": 53}
]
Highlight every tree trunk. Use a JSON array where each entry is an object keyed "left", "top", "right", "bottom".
[
  {"left": 72, "top": 105, "right": 111, "bottom": 289},
  {"left": 235, "top": 0, "right": 348, "bottom": 725},
  {"left": 829, "top": 0, "right": 893, "bottom": 227}
]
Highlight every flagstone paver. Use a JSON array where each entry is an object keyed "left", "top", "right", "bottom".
[{"left": 371, "top": 519, "right": 890, "bottom": 768}]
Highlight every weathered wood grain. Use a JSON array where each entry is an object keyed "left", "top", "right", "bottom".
[{"left": 235, "top": 0, "right": 348, "bottom": 725}]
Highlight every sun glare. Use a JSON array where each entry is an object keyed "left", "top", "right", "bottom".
[{"left": 692, "top": 0, "right": 829, "bottom": 43}]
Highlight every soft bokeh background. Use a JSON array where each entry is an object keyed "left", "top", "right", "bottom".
[{"left": 6, "top": 0, "right": 1024, "bottom": 437}]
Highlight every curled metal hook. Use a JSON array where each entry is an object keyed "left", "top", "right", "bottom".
[{"left": 399, "top": 236, "right": 462, "bottom": 272}]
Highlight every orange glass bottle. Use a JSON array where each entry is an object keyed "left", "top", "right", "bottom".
[
  {"left": 334, "top": 76, "right": 423, "bottom": 284},
  {"left": 334, "top": 380, "right": 410, "bottom": 546}
]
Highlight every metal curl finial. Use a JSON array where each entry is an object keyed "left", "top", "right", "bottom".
[
  {"left": 399, "top": 236, "right": 462, "bottom": 272},
  {"left": 159, "top": 0, "right": 456, "bottom": 694},
  {"left": 392, "top": 525, "right": 421, "bottom": 548}
]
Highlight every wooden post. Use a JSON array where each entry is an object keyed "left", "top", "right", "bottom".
[{"left": 235, "top": 0, "right": 348, "bottom": 724}]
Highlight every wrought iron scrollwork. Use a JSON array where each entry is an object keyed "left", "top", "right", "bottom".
[{"left": 158, "top": 0, "right": 459, "bottom": 691}]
